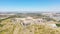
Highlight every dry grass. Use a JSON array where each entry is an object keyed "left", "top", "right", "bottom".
[{"left": 0, "top": 19, "right": 60, "bottom": 34}]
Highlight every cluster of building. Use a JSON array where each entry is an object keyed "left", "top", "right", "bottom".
[
  {"left": 42, "top": 12, "right": 60, "bottom": 21},
  {"left": 10, "top": 16, "right": 57, "bottom": 28}
]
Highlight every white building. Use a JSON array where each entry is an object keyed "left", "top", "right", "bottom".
[
  {"left": 22, "top": 17, "right": 34, "bottom": 26},
  {"left": 46, "top": 23, "right": 57, "bottom": 28},
  {"left": 33, "top": 18, "right": 45, "bottom": 24}
]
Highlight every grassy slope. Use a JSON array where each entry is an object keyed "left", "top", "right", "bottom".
[{"left": 0, "top": 19, "right": 60, "bottom": 34}]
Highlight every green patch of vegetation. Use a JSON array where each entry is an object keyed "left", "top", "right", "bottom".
[{"left": 56, "top": 24, "right": 60, "bottom": 27}]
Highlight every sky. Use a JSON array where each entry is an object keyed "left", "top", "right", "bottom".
[{"left": 0, "top": 0, "right": 60, "bottom": 12}]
